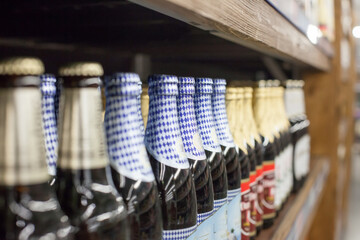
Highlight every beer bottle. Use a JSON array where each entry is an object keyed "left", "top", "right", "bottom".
[
  {"left": 56, "top": 62, "right": 129, "bottom": 240},
  {"left": 194, "top": 78, "right": 228, "bottom": 240},
  {"left": 297, "top": 80, "right": 310, "bottom": 185},
  {"left": 0, "top": 57, "right": 73, "bottom": 239},
  {"left": 104, "top": 73, "right": 162, "bottom": 240},
  {"left": 244, "top": 87, "right": 264, "bottom": 234},
  {"left": 40, "top": 74, "right": 58, "bottom": 183},
  {"left": 253, "top": 82, "right": 276, "bottom": 228},
  {"left": 212, "top": 79, "right": 241, "bottom": 240},
  {"left": 144, "top": 74, "right": 197, "bottom": 240},
  {"left": 241, "top": 87, "right": 258, "bottom": 239},
  {"left": 274, "top": 85, "right": 293, "bottom": 205},
  {"left": 226, "top": 86, "right": 251, "bottom": 240},
  {"left": 284, "top": 80, "right": 310, "bottom": 192},
  {"left": 177, "top": 77, "right": 214, "bottom": 238}
]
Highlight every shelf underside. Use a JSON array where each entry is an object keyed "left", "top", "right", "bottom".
[{"left": 0, "top": 0, "right": 330, "bottom": 78}]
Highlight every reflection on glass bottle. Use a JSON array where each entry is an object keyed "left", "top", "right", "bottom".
[
  {"left": 212, "top": 79, "right": 241, "bottom": 240},
  {"left": 177, "top": 76, "right": 214, "bottom": 239},
  {"left": 194, "top": 77, "right": 228, "bottom": 240},
  {"left": 56, "top": 62, "right": 129, "bottom": 240},
  {"left": 144, "top": 75, "right": 197, "bottom": 240},
  {"left": 0, "top": 57, "right": 73, "bottom": 240},
  {"left": 104, "top": 73, "right": 162, "bottom": 240}
]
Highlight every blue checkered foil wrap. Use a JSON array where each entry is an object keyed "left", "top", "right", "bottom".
[
  {"left": 194, "top": 78, "right": 222, "bottom": 153},
  {"left": 212, "top": 79, "right": 236, "bottom": 148},
  {"left": 105, "top": 73, "right": 155, "bottom": 182},
  {"left": 144, "top": 75, "right": 189, "bottom": 169},
  {"left": 40, "top": 74, "right": 58, "bottom": 176},
  {"left": 177, "top": 77, "right": 207, "bottom": 161}
]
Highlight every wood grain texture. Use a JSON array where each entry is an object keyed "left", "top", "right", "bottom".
[
  {"left": 129, "top": 0, "right": 331, "bottom": 71},
  {"left": 257, "top": 156, "right": 329, "bottom": 240}
]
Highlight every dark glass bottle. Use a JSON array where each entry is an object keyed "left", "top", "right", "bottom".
[
  {"left": 104, "top": 73, "right": 162, "bottom": 240},
  {"left": 0, "top": 57, "right": 73, "bottom": 240},
  {"left": 244, "top": 87, "right": 264, "bottom": 234},
  {"left": 253, "top": 85, "right": 276, "bottom": 228},
  {"left": 226, "top": 86, "right": 251, "bottom": 240},
  {"left": 40, "top": 74, "right": 58, "bottom": 185},
  {"left": 194, "top": 77, "right": 228, "bottom": 240},
  {"left": 177, "top": 76, "right": 214, "bottom": 238},
  {"left": 56, "top": 62, "right": 129, "bottom": 240},
  {"left": 212, "top": 79, "right": 241, "bottom": 240},
  {"left": 144, "top": 75, "right": 197, "bottom": 240}
]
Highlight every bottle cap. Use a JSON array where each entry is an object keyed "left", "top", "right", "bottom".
[
  {"left": 40, "top": 74, "right": 57, "bottom": 96},
  {"left": 148, "top": 74, "right": 178, "bottom": 95},
  {"left": 213, "top": 78, "right": 227, "bottom": 94},
  {"left": 178, "top": 77, "right": 195, "bottom": 95},
  {"left": 0, "top": 57, "right": 44, "bottom": 76},
  {"left": 106, "top": 72, "right": 140, "bottom": 96},
  {"left": 195, "top": 77, "right": 213, "bottom": 94},
  {"left": 59, "top": 62, "right": 103, "bottom": 77}
]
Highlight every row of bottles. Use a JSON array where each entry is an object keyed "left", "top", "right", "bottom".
[{"left": 0, "top": 56, "right": 310, "bottom": 240}]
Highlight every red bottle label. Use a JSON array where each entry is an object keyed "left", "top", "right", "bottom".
[
  {"left": 256, "top": 165, "right": 264, "bottom": 227},
  {"left": 262, "top": 161, "right": 275, "bottom": 220},
  {"left": 241, "top": 178, "right": 250, "bottom": 240},
  {"left": 249, "top": 171, "right": 257, "bottom": 237}
]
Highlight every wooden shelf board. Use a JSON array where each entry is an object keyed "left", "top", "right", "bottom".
[
  {"left": 257, "top": 156, "right": 330, "bottom": 240},
  {"left": 129, "top": 0, "right": 331, "bottom": 71}
]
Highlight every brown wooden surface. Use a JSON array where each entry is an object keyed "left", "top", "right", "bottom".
[
  {"left": 303, "top": 0, "right": 356, "bottom": 239},
  {"left": 129, "top": 0, "right": 331, "bottom": 71},
  {"left": 257, "top": 156, "right": 329, "bottom": 240}
]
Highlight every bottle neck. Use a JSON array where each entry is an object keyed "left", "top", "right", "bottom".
[
  {"left": 212, "top": 92, "right": 235, "bottom": 148},
  {"left": 177, "top": 93, "right": 206, "bottom": 161},
  {"left": 58, "top": 84, "right": 108, "bottom": 170},
  {"left": 0, "top": 77, "right": 49, "bottom": 186},
  {"left": 105, "top": 93, "right": 154, "bottom": 182},
  {"left": 137, "top": 92, "right": 145, "bottom": 138},
  {"left": 194, "top": 92, "right": 222, "bottom": 153},
  {"left": 41, "top": 81, "right": 58, "bottom": 176},
  {"left": 243, "top": 96, "right": 255, "bottom": 148},
  {"left": 144, "top": 93, "right": 189, "bottom": 169},
  {"left": 253, "top": 90, "right": 274, "bottom": 142}
]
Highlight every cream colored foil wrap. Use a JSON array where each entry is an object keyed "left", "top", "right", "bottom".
[
  {"left": 0, "top": 87, "right": 49, "bottom": 185},
  {"left": 58, "top": 87, "right": 108, "bottom": 170}
]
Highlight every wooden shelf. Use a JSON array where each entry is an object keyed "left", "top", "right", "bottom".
[
  {"left": 257, "top": 156, "right": 329, "bottom": 240},
  {"left": 0, "top": 0, "right": 330, "bottom": 73},
  {"left": 129, "top": 0, "right": 331, "bottom": 71}
]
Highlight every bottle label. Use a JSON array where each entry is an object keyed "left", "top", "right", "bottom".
[
  {"left": 227, "top": 188, "right": 241, "bottom": 240},
  {"left": 213, "top": 198, "right": 228, "bottom": 240},
  {"left": 0, "top": 88, "right": 49, "bottom": 186},
  {"left": 256, "top": 165, "right": 264, "bottom": 227},
  {"left": 194, "top": 94, "right": 222, "bottom": 153},
  {"left": 212, "top": 94, "right": 236, "bottom": 148},
  {"left": 58, "top": 88, "right": 108, "bottom": 170},
  {"left": 177, "top": 94, "right": 207, "bottom": 161},
  {"left": 145, "top": 96, "right": 190, "bottom": 169},
  {"left": 196, "top": 210, "right": 214, "bottom": 240},
  {"left": 249, "top": 171, "right": 257, "bottom": 236},
  {"left": 162, "top": 224, "right": 197, "bottom": 240},
  {"left": 105, "top": 93, "right": 155, "bottom": 182},
  {"left": 262, "top": 161, "right": 275, "bottom": 220},
  {"left": 241, "top": 178, "right": 251, "bottom": 240}
]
